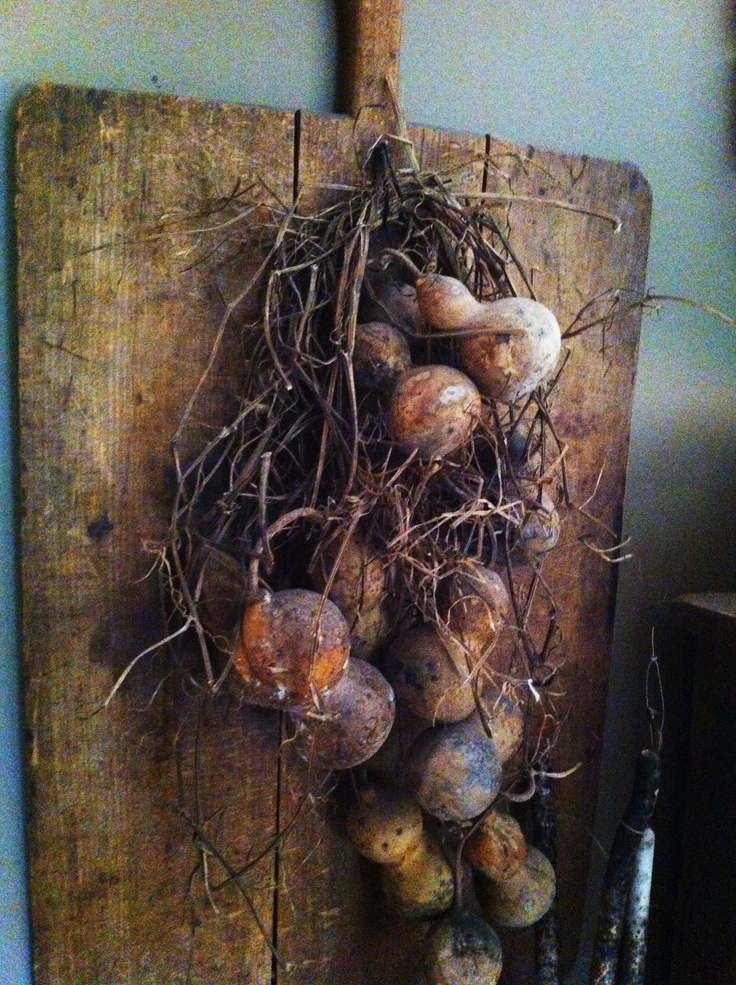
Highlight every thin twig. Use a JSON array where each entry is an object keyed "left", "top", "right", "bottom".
[
  {"left": 176, "top": 807, "right": 285, "bottom": 968},
  {"left": 642, "top": 292, "right": 736, "bottom": 329},
  {"left": 461, "top": 191, "right": 622, "bottom": 232}
]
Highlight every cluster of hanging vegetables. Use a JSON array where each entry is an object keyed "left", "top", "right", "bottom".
[{"left": 162, "top": 146, "right": 585, "bottom": 982}]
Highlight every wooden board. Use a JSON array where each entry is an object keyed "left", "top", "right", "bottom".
[{"left": 15, "top": 82, "right": 650, "bottom": 984}]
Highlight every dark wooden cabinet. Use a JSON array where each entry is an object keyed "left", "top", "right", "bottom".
[{"left": 669, "top": 593, "right": 736, "bottom": 985}]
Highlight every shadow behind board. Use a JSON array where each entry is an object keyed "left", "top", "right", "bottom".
[{"left": 15, "top": 84, "right": 650, "bottom": 984}]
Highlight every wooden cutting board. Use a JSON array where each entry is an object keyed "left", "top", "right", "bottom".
[{"left": 15, "top": 3, "right": 650, "bottom": 982}]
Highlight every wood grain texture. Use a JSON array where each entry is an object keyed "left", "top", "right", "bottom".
[
  {"left": 334, "top": 0, "right": 404, "bottom": 173},
  {"left": 16, "top": 84, "right": 650, "bottom": 983},
  {"left": 16, "top": 84, "right": 294, "bottom": 985},
  {"left": 336, "top": 0, "right": 403, "bottom": 117}
]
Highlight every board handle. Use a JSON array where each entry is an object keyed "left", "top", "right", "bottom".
[{"left": 335, "top": 0, "right": 403, "bottom": 120}]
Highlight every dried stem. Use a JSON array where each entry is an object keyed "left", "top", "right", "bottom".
[
  {"left": 176, "top": 807, "right": 285, "bottom": 968},
  {"left": 462, "top": 191, "right": 622, "bottom": 233}
]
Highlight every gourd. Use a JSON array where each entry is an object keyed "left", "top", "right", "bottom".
[
  {"left": 404, "top": 715, "right": 503, "bottom": 822},
  {"left": 346, "top": 784, "right": 424, "bottom": 864},
  {"left": 310, "top": 527, "right": 386, "bottom": 618},
  {"left": 190, "top": 542, "right": 248, "bottom": 646},
  {"left": 411, "top": 272, "right": 480, "bottom": 331},
  {"left": 310, "top": 528, "right": 393, "bottom": 661},
  {"left": 353, "top": 321, "right": 413, "bottom": 391},
  {"left": 387, "top": 364, "right": 481, "bottom": 460},
  {"left": 474, "top": 697, "right": 525, "bottom": 767},
  {"left": 233, "top": 588, "right": 350, "bottom": 709},
  {"left": 348, "top": 602, "right": 393, "bottom": 661},
  {"left": 476, "top": 845, "right": 556, "bottom": 927},
  {"left": 436, "top": 561, "right": 512, "bottom": 673},
  {"left": 346, "top": 784, "right": 454, "bottom": 920},
  {"left": 456, "top": 297, "right": 562, "bottom": 404},
  {"left": 422, "top": 910, "right": 503, "bottom": 985},
  {"left": 502, "top": 426, "right": 561, "bottom": 563},
  {"left": 359, "top": 267, "right": 421, "bottom": 334},
  {"left": 463, "top": 808, "right": 527, "bottom": 881},
  {"left": 517, "top": 489, "right": 561, "bottom": 560},
  {"left": 380, "top": 829, "right": 455, "bottom": 920},
  {"left": 383, "top": 255, "right": 561, "bottom": 404},
  {"left": 287, "top": 659, "right": 395, "bottom": 770},
  {"left": 383, "top": 623, "right": 477, "bottom": 724},
  {"left": 505, "top": 421, "right": 543, "bottom": 481}
]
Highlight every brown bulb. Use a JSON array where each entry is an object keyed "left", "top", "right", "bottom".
[
  {"left": 459, "top": 297, "right": 561, "bottom": 403},
  {"left": 387, "top": 365, "right": 481, "bottom": 460},
  {"left": 353, "top": 321, "right": 413, "bottom": 391},
  {"left": 477, "top": 845, "right": 556, "bottom": 927},
  {"left": 233, "top": 588, "right": 350, "bottom": 707},
  {"left": 286, "top": 659, "right": 395, "bottom": 770},
  {"left": 415, "top": 272, "right": 482, "bottom": 330},
  {"left": 464, "top": 809, "right": 527, "bottom": 881},
  {"left": 384, "top": 623, "right": 476, "bottom": 724}
]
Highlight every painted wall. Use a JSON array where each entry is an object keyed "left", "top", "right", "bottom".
[{"left": 1, "top": 2, "right": 734, "bottom": 982}]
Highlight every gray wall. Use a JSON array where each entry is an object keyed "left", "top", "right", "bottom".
[{"left": 1, "top": 2, "right": 734, "bottom": 982}]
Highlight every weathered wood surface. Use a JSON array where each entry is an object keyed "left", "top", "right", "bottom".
[
  {"left": 16, "top": 82, "right": 650, "bottom": 984},
  {"left": 336, "top": 0, "right": 403, "bottom": 117}
]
